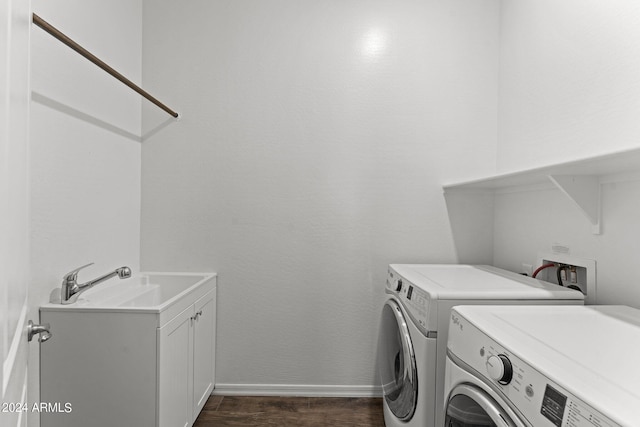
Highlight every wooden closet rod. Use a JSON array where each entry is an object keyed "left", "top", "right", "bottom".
[{"left": 32, "top": 13, "right": 179, "bottom": 119}]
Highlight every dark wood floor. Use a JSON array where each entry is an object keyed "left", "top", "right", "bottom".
[{"left": 194, "top": 395, "right": 385, "bottom": 427}]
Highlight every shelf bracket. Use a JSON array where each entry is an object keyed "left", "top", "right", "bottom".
[{"left": 548, "top": 175, "right": 601, "bottom": 235}]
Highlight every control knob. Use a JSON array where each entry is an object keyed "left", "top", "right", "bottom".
[
  {"left": 395, "top": 279, "right": 403, "bottom": 292},
  {"left": 486, "top": 354, "right": 513, "bottom": 385}
]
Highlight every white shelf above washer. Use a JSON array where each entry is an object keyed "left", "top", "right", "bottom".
[
  {"left": 442, "top": 146, "right": 640, "bottom": 235},
  {"left": 443, "top": 146, "right": 640, "bottom": 191}
]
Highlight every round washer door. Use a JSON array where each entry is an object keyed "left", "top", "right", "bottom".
[
  {"left": 378, "top": 299, "right": 418, "bottom": 421},
  {"left": 445, "top": 384, "right": 519, "bottom": 427}
]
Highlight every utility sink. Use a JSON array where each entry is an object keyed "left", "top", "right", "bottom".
[
  {"left": 44, "top": 272, "right": 215, "bottom": 320},
  {"left": 40, "top": 271, "right": 217, "bottom": 427},
  {"left": 80, "top": 273, "right": 210, "bottom": 306}
]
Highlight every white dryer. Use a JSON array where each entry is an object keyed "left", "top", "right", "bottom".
[
  {"left": 377, "top": 264, "right": 584, "bottom": 427},
  {"left": 444, "top": 305, "right": 640, "bottom": 427}
]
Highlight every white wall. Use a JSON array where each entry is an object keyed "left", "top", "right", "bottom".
[
  {"left": 141, "top": 0, "right": 499, "bottom": 392},
  {"left": 29, "top": 0, "right": 142, "bottom": 424},
  {"left": 493, "top": 1, "right": 640, "bottom": 307},
  {"left": 498, "top": 0, "right": 640, "bottom": 172},
  {"left": 493, "top": 179, "right": 640, "bottom": 307}
]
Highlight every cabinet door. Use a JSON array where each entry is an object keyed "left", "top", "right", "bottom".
[
  {"left": 192, "top": 291, "right": 216, "bottom": 421},
  {"left": 158, "top": 306, "right": 194, "bottom": 427}
]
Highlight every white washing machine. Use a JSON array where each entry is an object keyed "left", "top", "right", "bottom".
[
  {"left": 444, "top": 305, "right": 640, "bottom": 427},
  {"left": 377, "top": 264, "right": 584, "bottom": 427}
]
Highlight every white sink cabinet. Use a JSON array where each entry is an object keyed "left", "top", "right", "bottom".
[
  {"left": 158, "top": 289, "right": 215, "bottom": 427},
  {"left": 40, "top": 272, "right": 217, "bottom": 427}
]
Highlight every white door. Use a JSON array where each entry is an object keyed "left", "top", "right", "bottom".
[{"left": 1, "top": 1, "right": 32, "bottom": 426}]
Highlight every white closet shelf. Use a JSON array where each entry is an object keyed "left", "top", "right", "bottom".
[
  {"left": 443, "top": 146, "right": 640, "bottom": 191},
  {"left": 442, "top": 146, "right": 640, "bottom": 235}
]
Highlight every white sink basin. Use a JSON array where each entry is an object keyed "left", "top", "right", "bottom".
[
  {"left": 44, "top": 272, "right": 216, "bottom": 314},
  {"left": 39, "top": 271, "right": 217, "bottom": 427}
]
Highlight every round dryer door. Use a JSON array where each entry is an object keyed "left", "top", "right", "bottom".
[
  {"left": 378, "top": 299, "right": 417, "bottom": 421},
  {"left": 445, "top": 384, "right": 520, "bottom": 427}
]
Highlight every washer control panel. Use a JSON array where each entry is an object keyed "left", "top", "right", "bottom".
[
  {"left": 447, "top": 311, "right": 620, "bottom": 427},
  {"left": 540, "top": 384, "right": 616, "bottom": 427},
  {"left": 387, "top": 269, "right": 431, "bottom": 335}
]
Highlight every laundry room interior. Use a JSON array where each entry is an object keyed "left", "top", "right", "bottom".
[{"left": 4, "top": 0, "right": 640, "bottom": 426}]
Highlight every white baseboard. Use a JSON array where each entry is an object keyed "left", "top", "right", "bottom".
[{"left": 213, "top": 383, "right": 383, "bottom": 398}]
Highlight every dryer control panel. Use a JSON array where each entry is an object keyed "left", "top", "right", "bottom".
[
  {"left": 447, "top": 311, "right": 620, "bottom": 427},
  {"left": 387, "top": 268, "right": 434, "bottom": 337}
]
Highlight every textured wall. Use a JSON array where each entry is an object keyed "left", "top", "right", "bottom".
[
  {"left": 498, "top": 0, "right": 640, "bottom": 171},
  {"left": 141, "top": 0, "right": 499, "bottom": 391},
  {"left": 29, "top": 0, "right": 142, "bottom": 424},
  {"left": 493, "top": 1, "right": 640, "bottom": 307},
  {"left": 493, "top": 179, "right": 640, "bottom": 307}
]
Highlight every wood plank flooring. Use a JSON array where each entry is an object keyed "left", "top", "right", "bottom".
[{"left": 194, "top": 395, "right": 385, "bottom": 427}]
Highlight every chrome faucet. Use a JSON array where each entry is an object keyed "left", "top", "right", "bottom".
[{"left": 61, "top": 263, "right": 132, "bottom": 304}]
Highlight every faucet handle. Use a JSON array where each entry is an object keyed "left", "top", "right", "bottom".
[{"left": 62, "top": 262, "right": 94, "bottom": 283}]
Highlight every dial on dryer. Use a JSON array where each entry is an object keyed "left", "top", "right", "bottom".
[{"left": 486, "top": 354, "right": 513, "bottom": 385}]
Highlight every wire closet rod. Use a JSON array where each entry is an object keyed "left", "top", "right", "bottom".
[{"left": 32, "top": 13, "right": 179, "bottom": 119}]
